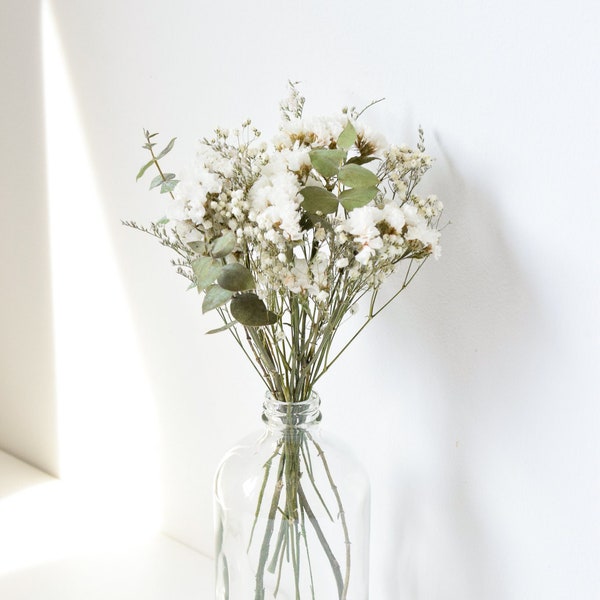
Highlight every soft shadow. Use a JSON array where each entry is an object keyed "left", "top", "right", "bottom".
[
  {"left": 381, "top": 133, "right": 546, "bottom": 599},
  {"left": 0, "top": 0, "right": 57, "bottom": 475}
]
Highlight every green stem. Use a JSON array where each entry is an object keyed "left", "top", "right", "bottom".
[
  {"left": 248, "top": 440, "right": 283, "bottom": 552},
  {"left": 298, "top": 484, "right": 344, "bottom": 599},
  {"left": 255, "top": 452, "right": 286, "bottom": 600},
  {"left": 309, "top": 436, "right": 351, "bottom": 600},
  {"left": 300, "top": 503, "right": 316, "bottom": 600},
  {"left": 145, "top": 133, "right": 175, "bottom": 200}
]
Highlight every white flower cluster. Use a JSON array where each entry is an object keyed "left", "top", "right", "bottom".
[{"left": 159, "top": 101, "right": 442, "bottom": 305}]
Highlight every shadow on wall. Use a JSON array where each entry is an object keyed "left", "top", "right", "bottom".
[
  {"left": 0, "top": 0, "right": 57, "bottom": 476},
  {"left": 381, "top": 133, "right": 546, "bottom": 600}
]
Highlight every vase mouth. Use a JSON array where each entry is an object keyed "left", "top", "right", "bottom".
[{"left": 262, "top": 391, "right": 322, "bottom": 428}]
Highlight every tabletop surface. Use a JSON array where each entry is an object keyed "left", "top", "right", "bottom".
[{"left": 0, "top": 451, "right": 213, "bottom": 599}]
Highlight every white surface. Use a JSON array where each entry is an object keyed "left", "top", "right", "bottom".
[
  {"left": 0, "top": 537, "right": 212, "bottom": 600},
  {"left": 1, "top": 1, "right": 599, "bottom": 599},
  {"left": 0, "top": 451, "right": 212, "bottom": 599}
]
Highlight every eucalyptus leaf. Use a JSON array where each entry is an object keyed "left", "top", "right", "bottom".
[
  {"left": 309, "top": 149, "right": 346, "bottom": 178},
  {"left": 160, "top": 179, "right": 179, "bottom": 194},
  {"left": 149, "top": 174, "right": 163, "bottom": 190},
  {"left": 206, "top": 321, "right": 238, "bottom": 335},
  {"left": 136, "top": 159, "right": 154, "bottom": 181},
  {"left": 217, "top": 263, "right": 255, "bottom": 292},
  {"left": 192, "top": 256, "right": 222, "bottom": 291},
  {"left": 300, "top": 211, "right": 334, "bottom": 232},
  {"left": 339, "top": 186, "right": 379, "bottom": 210},
  {"left": 202, "top": 285, "right": 233, "bottom": 313},
  {"left": 346, "top": 155, "right": 379, "bottom": 166},
  {"left": 337, "top": 121, "right": 357, "bottom": 150},
  {"left": 299, "top": 212, "right": 314, "bottom": 231},
  {"left": 187, "top": 240, "right": 206, "bottom": 254},
  {"left": 299, "top": 186, "right": 339, "bottom": 215},
  {"left": 157, "top": 137, "right": 177, "bottom": 159},
  {"left": 338, "top": 164, "right": 380, "bottom": 188},
  {"left": 230, "top": 293, "right": 278, "bottom": 327},
  {"left": 210, "top": 231, "right": 237, "bottom": 258},
  {"left": 151, "top": 173, "right": 176, "bottom": 190}
]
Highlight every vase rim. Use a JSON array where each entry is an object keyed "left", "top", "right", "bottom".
[
  {"left": 262, "top": 391, "right": 322, "bottom": 428},
  {"left": 264, "top": 390, "right": 320, "bottom": 406}
]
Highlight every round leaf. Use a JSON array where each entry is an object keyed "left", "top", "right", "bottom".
[
  {"left": 337, "top": 121, "right": 357, "bottom": 150},
  {"left": 230, "top": 293, "right": 278, "bottom": 327},
  {"left": 339, "top": 186, "right": 379, "bottom": 211},
  {"left": 217, "top": 263, "right": 255, "bottom": 292},
  {"left": 309, "top": 149, "right": 346, "bottom": 178},
  {"left": 210, "top": 231, "right": 237, "bottom": 258},
  {"left": 299, "top": 186, "right": 339, "bottom": 215},
  {"left": 338, "top": 164, "right": 380, "bottom": 188},
  {"left": 192, "top": 257, "right": 222, "bottom": 291},
  {"left": 202, "top": 285, "right": 233, "bottom": 313},
  {"left": 187, "top": 240, "right": 206, "bottom": 254}
]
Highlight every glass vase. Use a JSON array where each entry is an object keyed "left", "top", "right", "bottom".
[{"left": 214, "top": 391, "right": 370, "bottom": 599}]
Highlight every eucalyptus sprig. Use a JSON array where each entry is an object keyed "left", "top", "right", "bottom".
[{"left": 136, "top": 129, "right": 179, "bottom": 195}]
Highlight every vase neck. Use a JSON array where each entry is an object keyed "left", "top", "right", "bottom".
[{"left": 262, "top": 392, "right": 322, "bottom": 431}]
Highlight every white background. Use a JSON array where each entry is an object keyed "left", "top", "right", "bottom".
[{"left": 1, "top": 0, "right": 599, "bottom": 598}]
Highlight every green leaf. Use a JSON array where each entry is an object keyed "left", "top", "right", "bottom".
[
  {"left": 299, "top": 186, "right": 339, "bottom": 215},
  {"left": 339, "top": 186, "right": 379, "bottom": 211},
  {"left": 187, "top": 240, "right": 205, "bottom": 254},
  {"left": 192, "top": 257, "right": 222, "bottom": 291},
  {"left": 202, "top": 285, "right": 233, "bottom": 313},
  {"left": 156, "top": 216, "right": 169, "bottom": 225},
  {"left": 300, "top": 211, "right": 334, "bottom": 233},
  {"left": 338, "top": 164, "right": 380, "bottom": 188},
  {"left": 337, "top": 121, "right": 357, "bottom": 150},
  {"left": 346, "top": 155, "right": 379, "bottom": 166},
  {"left": 309, "top": 149, "right": 346, "bottom": 178},
  {"left": 217, "top": 263, "right": 255, "bottom": 292},
  {"left": 151, "top": 173, "right": 176, "bottom": 190},
  {"left": 299, "top": 212, "right": 314, "bottom": 231},
  {"left": 157, "top": 137, "right": 177, "bottom": 159},
  {"left": 160, "top": 179, "right": 179, "bottom": 194},
  {"left": 136, "top": 159, "right": 154, "bottom": 181},
  {"left": 206, "top": 321, "right": 238, "bottom": 335},
  {"left": 149, "top": 174, "right": 163, "bottom": 189},
  {"left": 210, "top": 231, "right": 236, "bottom": 258},
  {"left": 230, "top": 293, "right": 278, "bottom": 327}
]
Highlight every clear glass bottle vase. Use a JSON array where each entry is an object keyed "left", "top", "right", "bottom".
[{"left": 214, "top": 392, "right": 370, "bottom": 599}]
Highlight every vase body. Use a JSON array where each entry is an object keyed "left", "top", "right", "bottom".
[{"left": 214, "top": 392, "right": 370, "bottom": 599}]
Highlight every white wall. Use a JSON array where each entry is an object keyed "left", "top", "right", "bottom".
[
  {"left": 0, "top": 0, "right": 57, "bottom": 476},
  {"left": 2, "top": 0, "right": 599, "bottom": 598}
]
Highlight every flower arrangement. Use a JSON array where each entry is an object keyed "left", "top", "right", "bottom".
[
  {"left": 127, "top": 83, "right": 442, "bottom": 404},
  {"left": 127, "top": 83, "right": 443, "bottom": 599}
]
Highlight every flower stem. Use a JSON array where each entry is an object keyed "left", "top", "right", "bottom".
[
  {"left": 297, "top": 483, "right": 344, "bottom": 599},
  {"left": 309, "top": 435, "right": 351, "bottom": 599},
  {"left": 255, "top": 451, "right": 286, "bottom": 600}
]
